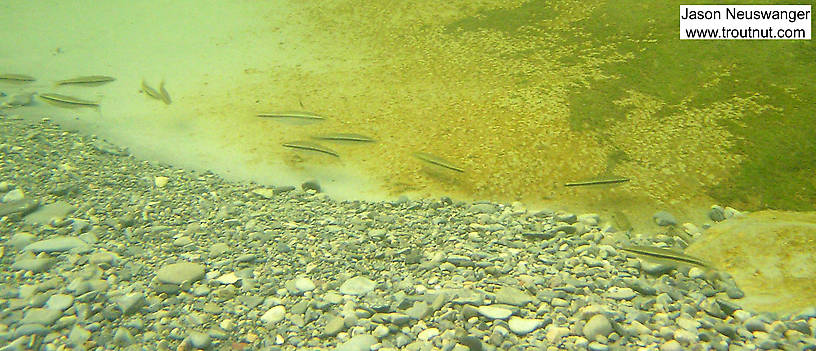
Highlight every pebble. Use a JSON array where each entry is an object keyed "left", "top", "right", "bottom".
[
  {"left": 68, "top": 325, "right": 91, "bottom": 347},
  {"left": 6, "top": 232, "right": 36, "bottom": 250},
  {"left": 660, "top": 340, "right": 683, "bottom": 351},
  {"left": 707, "top": 206, "right": 725, "bottom": 222},
  {"left": 154, "top": 176, "right": 169, "bottom": 187},
  {"left": 546, "top": 326, "right": 570, "bottom": 342},
  {"left": 45, "top": 294, "right": 74, "bottom": 311},
  {"left": 23, "top": 201, "right": 77, "bottom": 225},
  {"left": 187, "top": 331, "right": 211, "bottom": 349},
  {"left": 583, "top": 314, "right": 613, "bottom": 340},
  {"left": 418, "top": 327, "right": 440, "bottom": 341},
  {"left": 112, "top": 327, "right": 134, "bottom": 346},
  {"left": 292, "top": 277, "right": 315, "bottom": 293},
  {"left": 2, "top": 188, "right": 25, "bottom": 202},
  {"left": 605, "top": 287, "right": 637, "bottom": 300},
  {"left": 260, "top": 305, "right": 286, "bottom": 324},
  {"left": 588, "top": 341, "right": 609, "bottom": 351},
  {"left": 11, "top": 258, "right": 52, "bottom": 273},
  {"left": 508, "top": 316, "right": 543, "bottom": 335},
  {"left": 339, "top": 276, "right": 376, "bottom": 296},
  {"left": 215, "top": 272, "right": 240, "bottom": 285},
  {"left": 478, "top": 305, "right": 513, "bottom": 320},
  {"left": 745, "top": 317, "right": 768, "bottom": 332},
  {"left": 115, "top": 293, "right": 146, "bottom": 315},
  {"left": 155, "top": 262, "right": 205, "bottom": 285},
  {"left": 21, "top": 308, "right": 61, "bottom": 326},
  {"left": 23, "top": 236, "right": 89, "bottom": 253},
  {"left": 495, "top": 286, "right": 533, "bottom": 306},
  {"left": 336, "top": 334, "right": 377, "bottom": 351},
  {"left": 653, "top": 211, "right": 678, "bottom": 226}
]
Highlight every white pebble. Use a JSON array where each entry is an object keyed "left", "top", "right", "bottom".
[
  {"left": 418, "top": 327, "right": 439, "bottom": 341},
  {"left": 260, "top": 305, "right": 286, "bottom": 324},
  {"left": 477, "top": 305, "right": 512, "bottom": 320},
  {"left": 508, "top": 316, "right": 543, "bottom": 335},
  {"left": 688, "top": 267, "right": 706, "bottom": 279},
  {"left": 546, "top": 326, "right": 570, "bottom": 342},
  {"left": 154, "top": 176, "right": 169, "bottom": 188},
  {"left": 660, "top": 340, "right": 683, "bottom": 351},
  {"left": 216, "top": 272, "right": 240, "bottom": 285}
]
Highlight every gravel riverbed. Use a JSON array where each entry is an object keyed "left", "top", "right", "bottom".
[{"left": 1, "top": 115, "right": 815, "bottom": 350}]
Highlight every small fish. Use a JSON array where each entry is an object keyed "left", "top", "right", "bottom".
[
  {"left": 158, "top": 80, "right": 171, "bottom": 105},
  {"left": 0, "top": 74, "right": 36, "bottom": 82},
  {"left": 56, "top": 75, "right": 115, "bottom": 86},
  {"left": 413, "top": 152, "right": 464, "bottom": 173},
  {"left": 258, "top": 111, "right": 326, "bottom": 123},
  {"left": 282, "top": 141, "right": 339, "bottom": 157},
  {"left": 619, "top": 245, "right": 710, "bottom": 268},
  {"left": 38, "top": 93, "right": 100, "bottom": 108},
  {"left": 311, "top": 133, "right": 374, "bottom": 142},
  {"left": 141, "top": 80, "right": 164, "bottom": 102},
  {"left": 565, "top": 177, "right": 630, "bottom": 187}
]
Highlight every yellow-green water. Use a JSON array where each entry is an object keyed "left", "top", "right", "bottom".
[{"left": 3, "top": 0, "right": 814, "bottom": 226}]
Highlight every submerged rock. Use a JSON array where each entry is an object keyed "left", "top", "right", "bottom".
[{"left": 686, "top": 210, "right": 816, "bottom": 313}]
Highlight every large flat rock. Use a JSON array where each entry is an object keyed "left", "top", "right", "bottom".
[{"left": 686, "top": 210, "right": 816, "bottom": 313}]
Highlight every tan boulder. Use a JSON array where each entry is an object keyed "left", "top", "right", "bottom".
[{"left": 686, "top": 210, "right": 816, "bottom": 313}]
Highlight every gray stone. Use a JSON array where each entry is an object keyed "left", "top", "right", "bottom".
[
  {"left": 23, "top": 201, "right": 77, "bottom": 225},
  {"left": 187, "top": 331, "right": 211, "bottom": 349},
  {"left": 508, "top": 316, "right": 543, "bottom": 335},
  {"left": 588, "top": 341, "right": 609, "bottom": 351},
  {"left": 301, "top": 180, "right": 321, "bottom": 192},
  {"left": 583, "top": 314, "right": 613, "bottom": 340},
  {"left": 336, "top": 334, "right": 377, "bottom": 351},
  {"left": 260, "top": 305, "right": 285, "bottom": 324},
  {"left": 745, "top": 317, "right": 767, "bottom": 332},
  {"left": 45, "top": 294, "right": 74, "bottom": 311},
  {"left": 605, "top": 287, "right": 637, "bottom": 300},
  {"left": 209, "top": 243, "right": 230, "bottom": 257},
  {"left": 1, "top": 189, "right": 25, "bottom": 202},
  {"left": 6, "top": 232, "right": 36, "bottom": 250},
  {"left": 405, "top": 301, "right": 430, "bottom": 320},
  {"left": 323, "top": 316, "right": 345, "bottom": 336},
  {"left": 339, "top": 276, "right": 376, "bottom": 296},
  {"left": 14, "top": 324, "right": 48, "bottom": 338},
  {"left": 653, "top": 211, "right": 677, "bottom": 226},
  {"left": 708, "top": 205, "right": 726, "bottom": 222},
  {"left": 495, "top": 286, "right": 533, "bottom": 306},
  {"left": 660, "top": 340, "right": 683, "bottom": 351},
  {"left": 11, "top": 258, "right": 52, "bottom": 273},
  {"left": 116, "top": 293, "right": 146, "bottom": 315},
  {"left": 477, "top": 305, "right": 512, "bottom": 320},
  {"left": 468, "top": 203, "right": 497, "bottom": 214},
  {"left": 292, "top": 277, "right": 315, "bottom": 294},
  {"left": 23, "top": 236, "right": 89, "bottom": 253},
  {"left": 0, "top": 198, "right": 39, "bottom": 217},
  {"left": 21, "top": 308, "right": 61, "bottom": 326},
  {"left": 156, "top": 262, "right": 205, "bottom": 285},
  {"left": 68, "top": 325, "right": 91, "bottom": 347},
  {"left": 113, "top": 327, "right": 134, "bottom": 346}
]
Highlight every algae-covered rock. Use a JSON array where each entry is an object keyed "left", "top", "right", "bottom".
[{"left": 686, "top": 210, "right": 816, "bottom": 313}]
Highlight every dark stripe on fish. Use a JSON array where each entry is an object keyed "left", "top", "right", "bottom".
[
  {"left": 282, "top": 141, "right": 339, "bottom": 157},
  {"left": 311, "top": 133, "right": 374, "bottom": 142},
  {"left": 56, "top": 75, "right": 115, "bottom": 86},
  {"left": 0, "top": 74, "right": 36, "bottom": 82},
  {"left": 38, "top": 93, "right": 100, "bottom": 107},
  {"left": 258, "top": 112, "right": 326, "bottom": 121},
  {"left": 565, "top": 178, "right": 630, "bottom": 187},
  {"left": 619, "top": 245, "right": 710, "bottom": 267},
  {"left": 413, "top": 152, "right": 464, "bottom": 173}
]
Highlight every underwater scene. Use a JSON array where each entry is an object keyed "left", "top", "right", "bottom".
[{"left": 1, "top": 0, "right": 815, "bottom": 350}]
